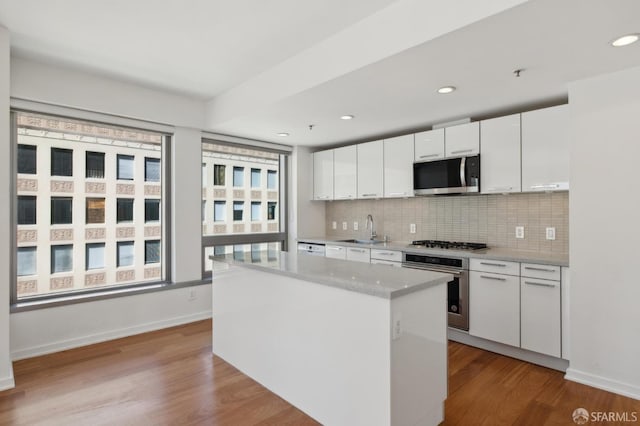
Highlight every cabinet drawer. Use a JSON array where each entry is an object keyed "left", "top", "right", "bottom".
[
  {"left": 520, "top": 263, "right": 560, "bottom": 281},
  {"left": 325, "top": 245, "right": 346, "bottom": 260},
  {"left": 470, "top": 258, "right": 519, "bottom": 276},
  {"left": 370, "top": 249, "right": 402, "bottom": 262},
  {"left": 346, "top": 247, "right": 371, "bottom": 263},
  {"left": 371, "top": 259, "right": 401, "bottom": 267}
]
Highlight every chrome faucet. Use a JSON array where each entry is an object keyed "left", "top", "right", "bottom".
[{"left": 366, "top": 214, "right": 377, "bottom": 240}]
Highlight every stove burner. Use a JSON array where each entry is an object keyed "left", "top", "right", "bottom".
[{"left": 410, "top": 240, "right": 487, "bottom": 251}]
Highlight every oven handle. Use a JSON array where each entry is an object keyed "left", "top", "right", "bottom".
[{"left": 402, "top": 263, "right": 463, "bottom": 276}]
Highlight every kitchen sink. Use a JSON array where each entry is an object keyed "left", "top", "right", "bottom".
[{"left": 337, "top": 239, "right": 385, "bottom": 245}]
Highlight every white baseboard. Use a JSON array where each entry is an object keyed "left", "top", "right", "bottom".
[
  {"left": 0, "top": 371, "right": 15, "bottom": 392},
  {"left": 566, "top": 368, "right": 640, "bottom": 401},
  {"left": 11, "top": 310, "right": 212, "bottom": 361}
]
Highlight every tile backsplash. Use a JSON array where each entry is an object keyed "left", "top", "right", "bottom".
[{"left": 325, "top": 192, "right": 568, "bottom": 253}]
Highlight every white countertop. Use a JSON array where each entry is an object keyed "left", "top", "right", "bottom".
[{"left": 210, "top": 250, "right": 451, "bottom": 299}]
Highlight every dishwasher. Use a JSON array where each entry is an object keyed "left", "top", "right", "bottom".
[{"left": 297, "top": 242, "right": 326, "bottom": 256}]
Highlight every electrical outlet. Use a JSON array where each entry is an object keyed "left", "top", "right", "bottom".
[
  {"left": 409, "top": 223, "right": 416, "bottom": 234},
  {"left": 515, "top": 226, "right": 525, "bottom": 239},
  {"left": 342, "top": 222, "right": 347, "bottom": 231},
  {"left": 546, "top": 227, "right": 556, "bottom": 240},
  {"left": 392, "top": 314, "right": 402, "bottom": 340},
  {"left": 332, "top": 221, "right": 337, "bottom": 230},
  {"left": 353, "top": 221, "right": 359, "bottom": 231}
]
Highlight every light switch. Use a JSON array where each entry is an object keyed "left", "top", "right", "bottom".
[
  {"left": 409, "top": 223, "right": 416, "bottom": 234},
  {"left": 342, "top": 222, "right": 347, "bottom": 231},
  {"left": 353, "top": 221, "right": 359, "bottom": 231},
  {"left": 546, "top": 227, "right": 556, "bottom": 240},
  {"left": 515, "top": 226, "right": 525, "bottom": 239}
]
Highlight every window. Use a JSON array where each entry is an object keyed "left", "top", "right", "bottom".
[
  {"left": 86, "top": 151, "right": 105, "bottom": 178},
  {"left": 17, "top": 247, "right": 36, "bottom": 276},
  {"left": 202, "top": 163, "right": 207, "bottom": 187},
  {"left": 86, "top": 243, "right": 105, "bottom": 270},
  {"left": 51, "top": 148, "right": 73, "bottom": 176},
  {"left": 51, "top": 197, "right": 72, "bottom": 224},
  {"left": 117, "top": 198, "right": 134, "bottom": 223},
  {"left": 233, "top": 167, "right": 244, "bottom": 187},
  {"left": 18, "top": 144, "right": 37, "bottom": 174},
  {"left": 251, "top": 168, "right": 261, "bottom": 188},
  {"left": 214, "top": 201, "right": 226, "bottom": 222},
  {"left": 251, "top": 202, "right": 261, "bottom": 221},
  {"left": 18, "top": 196, "right": 37, "bottom": 225},
  {"left": 117, "top": 154, "right": 134, "bottom": 180},
  {"left": 214, "top": 165, "right": 225, "bottom": 185},
  {"left": 145, "top": 240, "right": 160, "bottom": 264},
  {"left": 267, "top": 170, "right": 277, "bottom": 189},
  {"left": 145, "top": 199, "right": 160, "bottom": 222},
  {"left": 268, "top": 202, "right": 277, "bottom": 221},
  {"left": 86, "top": 198, "right": 105, "bottom": 224},
  {"left": 233, "top": 201, "right": 244, "bottom": 221},
  {"left": 51, "top": 245, "right": 73, "bottom": 273},
  {"left": 213, "top": 246, "right": 226, "bottom": 256},
  {"left": 145, "top": 157, "right": 160, "bottom": 182},
  {"left": 117, "top": 241, "right": 134, "bottom": 267}
]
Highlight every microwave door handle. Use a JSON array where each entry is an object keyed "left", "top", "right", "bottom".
[{"left": 459, "top": 157, "right": 466, "bottom": 187}]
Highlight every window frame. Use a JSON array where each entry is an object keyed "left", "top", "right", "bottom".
[
  {"left": 17, "top": 195, "right": 37, "bottom": 225},
  {"left": 51, "top": 147, "right": 73, "bottom": 177},
  {"left": 51, "top": 197, "right": 73, "bottom": 225},
  {"left": 86, "top": 197, "right": 106, "bottom": 224},
  {"left": 117, "top": 154, "right": 135, "bottom": 181},
  {"left": 17, "top": 144, "right": 37, "bottom": 174},
  {"left": 116, "top": 198, "right": 134, "bottom": 223},
  {"left": 51, "top": 244, "right": 74, "bottom": 274},
  {"left": 144, "top": 157, "right": 161, "bottom": 182},
  {"left": 86, "top": 151, "right": 105, "bottom": 179}
]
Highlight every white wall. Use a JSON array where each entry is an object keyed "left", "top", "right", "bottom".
[
  {"left": 567, "top": 65, "right": 640, "bottom": 400},
  {"left": 0, "top": 26, "right": 15, "bottom": 391}
]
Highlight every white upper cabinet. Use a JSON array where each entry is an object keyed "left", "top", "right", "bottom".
[
  {"left": 521, "top": 104, "right": 569, "bottom": 192},
  {"left": 384, "top": 134, "right": 414, "bottom": 198},
  {"left": 445, "top": 122, "right": 480, "bottom": 157},
  {"left": 414, "top": 128, "right": 445, "bottom": 161},
  {"left": 480, "top": 114, "right": 522, "bottom": 194},
  {"left": 333, "top": 145, "right": 357, "bottom": 200},
  {"left": 313, "top": 149, "right": 333, "bottom": 200},
  {"left": 357, "top": 140, "right": 384, "bottom": 199}
]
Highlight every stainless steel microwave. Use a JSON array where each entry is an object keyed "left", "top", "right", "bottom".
[{"left": 413, "top": 155, "right": 480, "bottom": 195}]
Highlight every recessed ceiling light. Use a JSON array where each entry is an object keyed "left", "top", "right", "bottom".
[
  {"left": 277, "top": 132, "right": 289, "bottom": 137},
  {"left": 340, "top": 115, "right": 354, "bottom": 120},
  {"left": 437, "top": 86, "right": 456, "bottom": 94},
  {"left": 611, "top": 33, "right": 639, "bottom": 47}
]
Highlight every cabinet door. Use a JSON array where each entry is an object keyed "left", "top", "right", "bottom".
[
  {"left": 521, "top": 278, "right": 561, "bottom": 357},
  {"left": 346, "top": 247, "right": 371, "bottom": 263},
  {"left": 469, "top": 271, "right": 520, "bottom": 346},
  {"left": 445, "top": 122, "right": 479, "bottom": 157},
  {"left": 414, "top": 129, "right": 445, "bottom": 161},
  {"left": 334, "top": 146, "right": 357, "bottom": 200},
  {"left": 325, "top": 245, "right": 346, "bottom": 260},
  {"left": 521, "top": 104, "right": 569, "bottom": 192},
  {"left": 357, "top": 140, "right": 384, "bottom": 199},
  {"left": 480, "top": 114, "right": 521, "bottom": 194},
  {"left": 384, "top": 134, "right": 414, "bottom": 198},
  {"left": 561, "top": 267, "right": 570, "bottom": 360},
  {"left": 313, "top": 150, "right": 334, "bottom": 200}
]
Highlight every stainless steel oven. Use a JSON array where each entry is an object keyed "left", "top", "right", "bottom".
[{"left": 402, "top": 252, "right": 469, "bottom": 331}]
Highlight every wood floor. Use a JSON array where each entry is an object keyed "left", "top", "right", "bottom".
[{"left": 0, "top": 321, "right": 637, "bottom": 425}]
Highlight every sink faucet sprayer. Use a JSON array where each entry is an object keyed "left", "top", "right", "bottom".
[{"left": 366, "top": 214, "right": 377, "bottom": 240}]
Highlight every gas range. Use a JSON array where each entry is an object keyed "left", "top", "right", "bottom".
[{"left": 409, "top": 240, "right": 487, "bottom": 251}]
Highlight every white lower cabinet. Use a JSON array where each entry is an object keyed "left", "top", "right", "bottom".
[
  {"left": 561, "top": 267, "right": 570, "bottom": 360},
  {"left": 325, "top": 245, "right": 346, "bottom": 260},
  {"left": 520, "top": 277, "right": 561, "bottom": 358},
  {"left": 469, "top": 271, "right": 520, "bottom": 347},
  {"left": 346, "top": 247, "right": 371, "bottom": 263}
]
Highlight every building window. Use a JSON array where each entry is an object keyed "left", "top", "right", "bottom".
[
  {"left": 202, "top": 201, "right": 206, "bottom": 222},
  {"left": 86, "top": 151, "right": 105, "bottom": 178},
  {"left": 202, "top": 163, "right": 207, "bottom": 187},
  {"left": 51, "top": 197, "right": 72, "bottom": 224},
  {"left": 86, "top": 198, "right": 105, "bottom": 224},
  {"left": 86, "top": 243, "right": 105, "bottom": 270},
  {"left": 214, "top": 165, "right": 225, "bottom": 186},
  {"left": 233, "top": 166, "right": 244, "bottom": 187},
  {"left": 17, "top": 247, "right": 37, "bottom": 276},
  {"left": 51, "top": 148, "right": 73, "bottom": 176},
  {"left": 18, "top": 144, "right": 37, "bottom": 174},
  {"left": 117, "top": 241, "right": 134, "bottom": 267},
  {"left": 251, "top": 168, "right": 261, "bottom": 188},
  {"left": 145, "top": 199, "right": 160, "bottom": 222},
  {"left": 214, "top": 201, "right": 226, "bottom": 222},
  {"left": 117, "top": 198, "right": 134, "bottom": 223},
  {"left": 18, "top": 196, "right": 37, "bottom": 225},
  {"left": 233, "top": 201, "right": 244, "bottom": 221},
  {"left": 145, "top": 240, "right": 160, "bottom": 264},
  {"left": 117, "top": 154, "right": 134, "bottom": 180},
  {"left": 145, "top": 157, "right": 160, "bottom": 182},
  {"left": 51, "top": 245, "right": 73, "bottom": 273},
  {"left": 267, "top": 170, "right": 277, "bottom": 189},
  {"left": 251, "top": 202, "right": 261, "bottom": 221},
  {"left": 267, "top": 202, "right": 277, "bottom": 220}
]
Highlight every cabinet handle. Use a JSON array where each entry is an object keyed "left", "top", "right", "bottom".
[
  {"left": 530, "top": 184, "right": 559, "bottom": 190},
  {"left": 524, "top": 280, "right": 556, "bottom": 288},
  {"left": 378, "top": 252, "right": 395, "bottom": 256},
  {"left": 361, "top": 193, "right": 378, "bottom": 197},
  {"left": 480, "top": 275, "right": 506, "bottom": 281},
  {"left": 350, "top": 249, "right": 366, "bottom": 253},
  {"left": 388, "top": 192, "right": 407, "bottom": 196},
  {"left": 524, "top": 266, "right": 557, "bottom": 273},
  {"left": 327, "top": 247, "right": 343, "bottom": 251},
  {"left": 335, "top": 195, "right": 353, "bottom": 199},
  {"left": 480, "top": 262, "right": 506, "bottom": 267},
  {"left": 419, "top": 154, "right": 440, "bottom": 159},
  {"left": 451, "top": 149, "right": 473, "bottom": 155},
  {"left": 315, "top": 195, "right": 331, "bottom": 199},
  {"left": 487, "top": 187, "right": 513, "bottom": 192}
]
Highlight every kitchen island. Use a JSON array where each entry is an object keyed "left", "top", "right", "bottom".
[{"left": 210, "top": 251, "right": 451, "bottom": 426}]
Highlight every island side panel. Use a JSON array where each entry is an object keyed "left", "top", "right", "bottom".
[
  {"left": 212, "top": 264, "right": 392, "bottom": 426},
  {"left": 391, "top": 282, "right": 448, "bottom": 426}
]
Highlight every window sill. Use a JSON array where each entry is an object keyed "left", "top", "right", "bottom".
[{"left": 11, "top": 279, "right": 212, "bottom": 313}]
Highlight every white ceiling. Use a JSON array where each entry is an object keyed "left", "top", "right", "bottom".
[{"left": 1, "top": 0, "right": 640, "bottom": 148}]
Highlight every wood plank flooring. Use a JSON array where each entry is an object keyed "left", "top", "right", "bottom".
[{"left": 0, "top": 320, "right": 637, "bottom": 425}]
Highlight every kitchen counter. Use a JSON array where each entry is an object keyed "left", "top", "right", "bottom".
[{"left": 298, "top": 236, "right": 569, "bottom": 267}]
